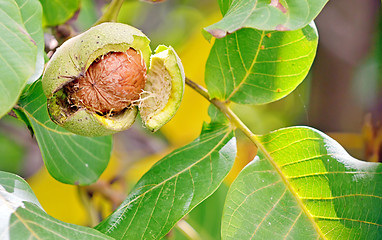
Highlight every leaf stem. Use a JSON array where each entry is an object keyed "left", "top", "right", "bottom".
[
  {"left": 185, "top": 78, "right": 256, "bottom": 141},
  {"left": 185, "top": 77, "right": 326, "bottom": 239},
  {"left": 84, "top": 180, "right": 126, "bottom": 208},
  {"left": 175, "top": 219, "right": 202, "bottom": 240},
  {"left": 77, "top": 186, "right": 99, "bottom": 227},
  {"left": 94, "top": 0, "right": 125, "bottom": 25}
]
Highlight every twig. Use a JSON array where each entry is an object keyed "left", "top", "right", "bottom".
[
  {"left": 77, "top": 186, "right": 99, "bottom": 227},
  {"left": 95, "top": 0, "right": 125, "bottom": 25},
  {"left": 175, "top": 219, "right": 202, "bottom": 240},
  {"left": 186, "top": 78, "right": 258, "bottom": 140},
  {"left": 84, "top": 180, "right": 126, "bottom": 208}
]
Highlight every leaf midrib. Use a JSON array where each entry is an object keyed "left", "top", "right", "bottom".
[
  {"left": 226, "top": 31, "right": 265, "bottom": 102},
  {"left": 0, "top": 192, "right": 41, "bottom": 240},
  {"left": 253, "top": 134, "right": 327, "bottom": 239}
]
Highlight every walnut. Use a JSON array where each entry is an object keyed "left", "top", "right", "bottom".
[
  {"left": 65, "top": 49, "right": 146, "bottom": 114},
  {"left": 42, "top": 23, "right": 184, "bottom": 137}
]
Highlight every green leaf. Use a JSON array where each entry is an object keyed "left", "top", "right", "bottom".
[
  {"left": 0, "top": 0, "right": 37, "bottom": 118},
  {"left": 208, "top": 104, "right": 229, "bottom": 124},
  {"left": 15, "top": 0, "right": 44, "bottom": 84},
  {"left": 206, "top": 0, "right": 328, "bottom": 37},
  {"left": 96, "top": 121, "right": 236, "bottom": 239},
  {"left": 222, "top": 127, "right": 382, "bottom": 239},
  {"left": 170, "top": 184, "right": 229, "bottom": 240},
  {"left": 0, "top": 133, "right": 24, "bottom": 174},
  {"left": 186, "top": 183, "right": 229, "bottom": 240},
  {"left": 75, "top": 0, "right": 98, "bottom": 32},
  {"left": 39, "top": 0, "right": 80, "bottom": 26},
  {"left": 205, "top": 24, "right": 317, "bottom": 104},
  {"left": 0, "top": 171, "right": 113, "bottom": 239},
  {"left": 218, "top": 0, "right": 233, "bottom": 16},
  {"left": 17, "top": 81, "right": 112, "bottom": 185}
]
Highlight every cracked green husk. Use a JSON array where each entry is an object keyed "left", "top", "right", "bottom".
[{"left": 42, "top": 23, "right": 184, "bottom": 137}]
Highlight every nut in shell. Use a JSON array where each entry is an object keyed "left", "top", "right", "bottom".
[
  {"left": 65, "top": 49, "right": 147, "bottom": 114},
  {"left": 42, "top": 23, "right": 185, "bottom": 137}
]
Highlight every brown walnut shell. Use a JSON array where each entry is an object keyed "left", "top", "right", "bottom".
[{"left": 65, "top": 48, "right": 147, "bottom": 114}]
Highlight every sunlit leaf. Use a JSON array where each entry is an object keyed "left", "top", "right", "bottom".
[
  {"left": 0, "top": 171, "right": 113, "bottom": 239},
  {"left": 205, "top": 23, "right": 317, "bottom": 104},
  {"left": 0, "top": 0, "right": 37, "bottom": 118},
  {"left": 96, "top": 119, "right": 236, "bottom": 239},
  {"left": 18, "top": 81, "right": 112, "bottom": 185},
  {"left": 39, "top": 0, "right": 80, "bottom": 26},
  {"left": 222, "top": 127, "right": 382, "bottom": 239},
  {"left": 206, "top": 0, "right": 328, "bottom": 38}
]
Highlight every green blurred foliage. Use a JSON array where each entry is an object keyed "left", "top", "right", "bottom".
[
  {"left": 117, "top": 1, "right": 203, "bottom": 49},
  {"left": 169, "top": 183, "right": 228, "bottom": 240},
  {"left": 39, "top": 0, "right": 80, "bottom": 26},
  {"left": 76, "top": 0, "right": 98, "bottom": 31},
  {"left": 0, "top": 132, "right": 24, "bottom": 174},
  {"left": 74, "top": 0, "right": 218, "bottom": 49},
  {"left": 0, "top": 115, "right": 27, "bottom": 175}
]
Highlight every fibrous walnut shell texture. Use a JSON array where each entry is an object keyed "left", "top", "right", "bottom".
[{"left": 65, "top": 48, "right": 146, "bottom": 114}]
